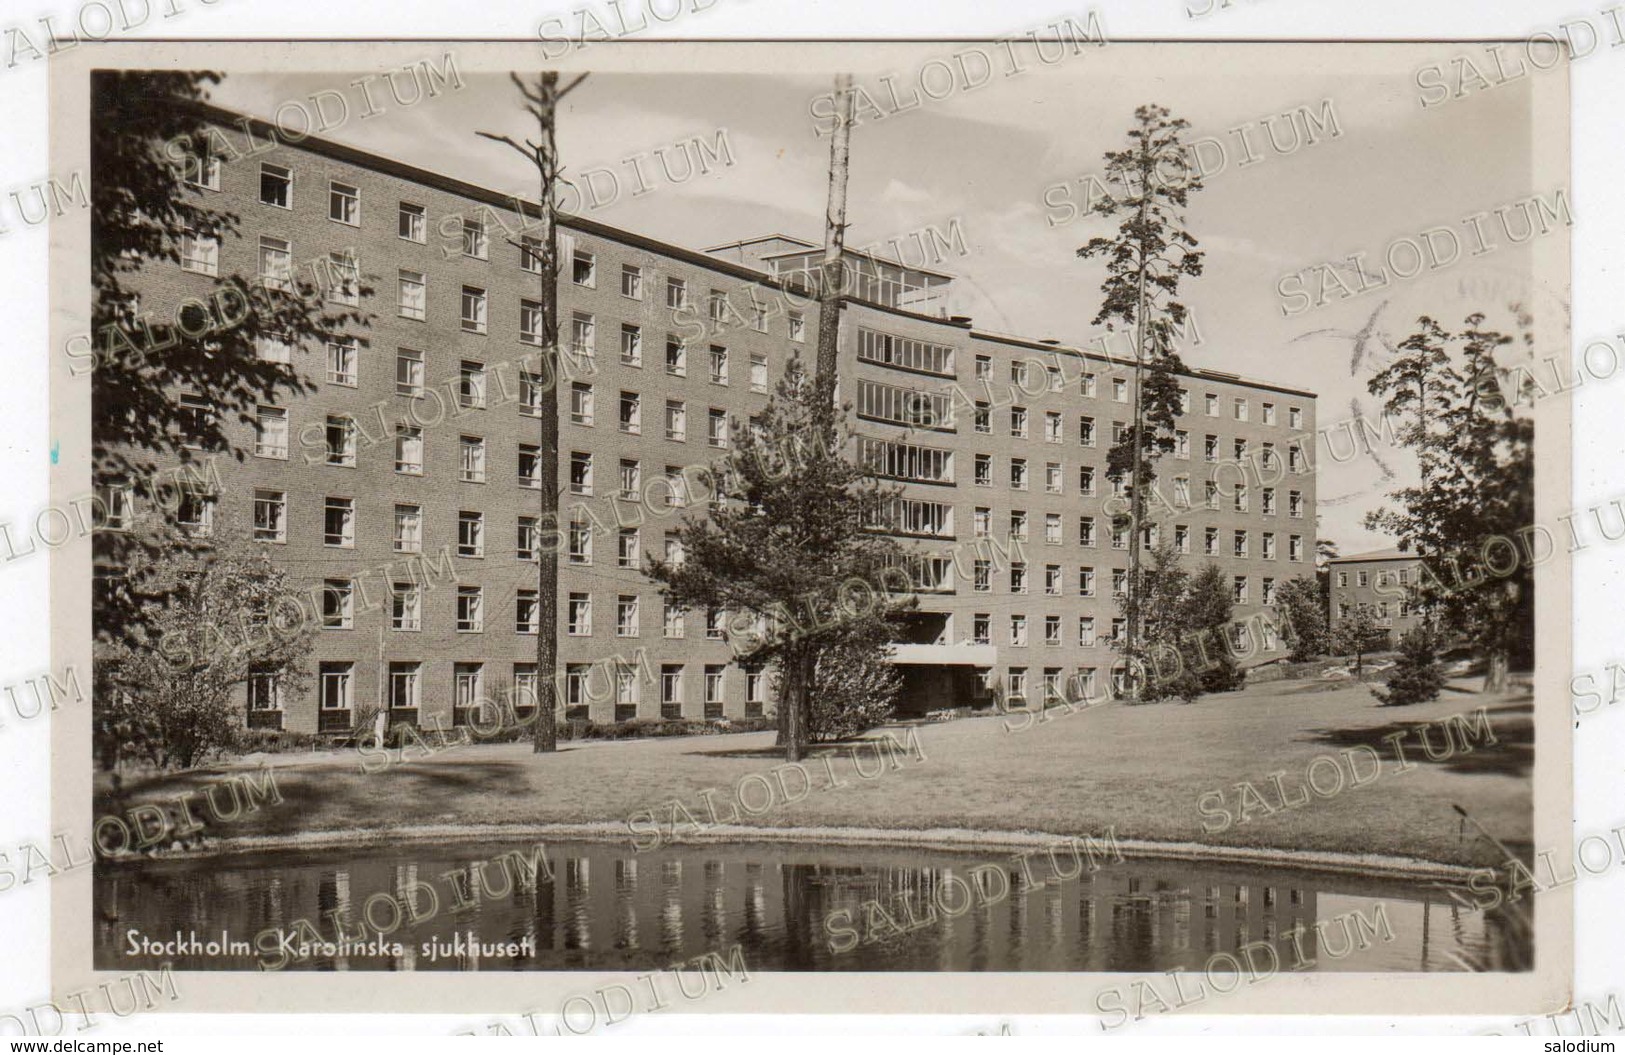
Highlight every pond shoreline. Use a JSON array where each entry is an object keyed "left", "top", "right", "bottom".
[{"left": 107, "top": 820, "right": 1485, "bottom": 884}]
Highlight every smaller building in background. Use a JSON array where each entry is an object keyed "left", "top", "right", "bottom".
[{"left": 1326, "top": 548, "right": 1424, "bottom": 646}]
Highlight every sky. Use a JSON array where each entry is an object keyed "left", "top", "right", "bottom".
[{"left": 209, "top": 42, "right": 1558, "bottom": 555}]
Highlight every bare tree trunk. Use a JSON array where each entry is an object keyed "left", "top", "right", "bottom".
[
  {"left": 812, "top": 73, "right": 854, "bottom": 440},
  {"left": 1484, "top": 651, "right": 1509, "bottom": 694},
  {"left": 479, "top": 71, "right": 589, "bottom": 755}
]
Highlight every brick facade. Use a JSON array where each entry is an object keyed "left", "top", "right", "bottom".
[{"left": 103, "top": 102, "right": 1318, "bottom": 733}]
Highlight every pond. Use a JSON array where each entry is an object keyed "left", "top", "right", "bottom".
[{"left": 95, "top": 839, "right": 1529, "bottom": 973}]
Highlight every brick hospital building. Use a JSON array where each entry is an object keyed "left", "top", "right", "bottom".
[{"left": 98, "top": 101, "right": 1318, "bottom": 734}]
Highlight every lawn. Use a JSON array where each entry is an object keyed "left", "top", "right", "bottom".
[{"left": 95, "top": 674, "right": 1533, "bottom": 868}]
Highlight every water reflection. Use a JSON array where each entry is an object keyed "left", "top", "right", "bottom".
[{"left": 95, "top": 840, "right": 1525, "bottom": 973}]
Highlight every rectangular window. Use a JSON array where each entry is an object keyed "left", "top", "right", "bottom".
[
  {"left": 973, "top": 614, "right": 991, "bottom": 645},
  {"left": 974, "top": 560, "right": 991, "bottom": 593},
  {"left": 620, "top": 324, "right": 642, "bottom": 367},
  {"left": 1289, "top": 491, "right": 1304, "bottom": 518},
  {"left": 1082, "top": 372, "right": 1097, "bottom": 398},
  {"left": 661, "top": 665, "right": 684, "bottom": 718},
  {"left": 459, "top": 436, "right": 486, "bottom": 483},
  {"left": 519, "top": 300, "right": 544, "bottom": 345},
  {"left": 1079, "top": 617, "right": 1096, "bottom": 647},
  {"left": 323, "top": 497, "right": 354, "bottom": 547},
  {"left": 395, "top": 348, "right": 424, "bottom": 397},
  {"left": 1234, "top": 397, "right": 1248, "bottom": 421},
  {"left": 620, "top": 264, "right": 643, "bottom": 299},
  {"left": 1234, "top": 576, "right": 1249, "bottom": 604},
  {"left": 460, "top": 286, "right": 487, "bottom": 334},
  {"left": 518, "top": 444, "right": 541, "bottom": 489},
  {"left": 259, "top": 163, "right": 291, "bottom": 207},
  {"left": 328, "top": 181, "right": 359, "bottom": 225},
  {"left": 258, "top": 236, "right": 292, "bottom": 291},
  {"left": 1234, "top": 530, "right": 1249, "bottom": 558},
  {"left": 855, "top": 327, "right": 955, "bottom": 377},
  {"left": 462, "top": 217, "right": 488, "bottom": 259},
  {"left": 618, "top": 527, "right": 640, "bottom": 569},
  {"left": 456, "top": 586, "right": 484, "bottom": 632},
  {"left": 252, "top": 490, "right": 286, "bottom": 543},
  {"left": 665, "top": 337, "right": 687, "bottom": 377},
  {"left": 319, "top": 662, "right": 352, "bottom": 711},
  {"left": 1263, "top": 533, "right": 1276, "bottom": 560},
  {"left": 457, "top": 511, "right": 484, "bottom": 558},
  {"left": 322, "top": 579, "right": 354, "bottom": 629},
  {"left": 709, "top": 345, "right": 729, "bottom": 385},
  {"left": 1079, "top": 417, "right": 1096, "bottom": 447},
  {"left": 708, "top": 409, "right": 729, "bottom": 449},
  {"left": 1010, "top": 563, "right": 1028, "bottom": 594},
  {"left": 1045, "top": 412, "right": 1063, "bottom": 444},
  {"left": 1045, "top": 513, "right": 1062, "bottom": 545},
  {"left": 391, "top": 584, "right": 421, "bottom": 632},
  {"left": 1113, "top": 377, "right": 1128, "bottom": 403},
  {"left": 1045, "top": 564, "right": 1062, "bottom": 596},
  {"left": 325, "top": 416, "right": 356, "bottom": 466},
  {"left": 750, "top": 353, "right": 768, "bottom": 393},
  {"left": 326, "top": 338, "right": 358, "bottom": 386},
  {"left": 394, "top": 425, "right": 423, "bottom": 475},
  {"left": 398, "top": 269, "right": 426, "bottom": 319},
  {"left": 568, "top": 520, "right": 593, "bottom": 564},
  {"left": 1009, "top": 458, "right": 1028, "bottom": 490},
  {"left": 569, "top": 312, "right": 595, "bottom": 358},
  {"left": 398, "top": 201, "right": 425, "bottom": 242},
  {"left": 325, "top": 251, "right": 359, "bottom": 305},
  {"left": 569, "top": 382, "right": 594, "bottom": 426},
  {"left": 248, "top": 670, "right": 282, "bottom": 712},
  {"left": 1205, "top": 393, "right": 1219, "bottom": 416},
  {"left": 568, "top": 592, "right": 592, "bottom": 636},
  {"left": 617, "top": 595, "right": 640, "bottom": 637},
  {"left": 182, "top": 150, "right": 220, "bottom": 191},
  {"left": 857, "top": 379, "right": 950, "bottom": 429},
  {"left": 499, "top": 512, "right": 533, "bottom": 563},
  {"left": 572, "top": 248, "right": 596, "bottom": 287},
  {"left": 666, "top": 276, "right": 688, "bottom": 309},
  {"left": 860, "top": 440, "right": 955, "bottom": 486},
  {"left": 1046, "top": 462, "right": 1062, "bottom": 495},
  {"left": 569, "top": 451, "right": 593, "bottom": 495},
  {"left": 254, "top": 406, "right": 288, "bottom": 459},
  {"left": 1007, "top": 668, "right": 1027, "bottom": 709},
  {"left": 663, "top": 602, "right": 684, "bottom": 639},
  {"left": 1045, "top": 616, "right": 1062, "bottom": 646},
  {"left": 788, "top": 311, "right": 806, "bottom": 342},
  {"left": 1079, "top": 516, "right": 1096, "bottom": 547},
  {"left": 393, "top": 504, "right": 422, "bottom": 553},
  {"left": 454, "top": 664, "right": 483, "bottom": 711},
  {"left": 255, "top": 333, "right": 293, "bottom": 365},
  {"left": 1262, "top": 402, "right": 1276, "bottom": 426},
  {"left": 1289, "top": 406, "right": 1304, "bottom": 429},
  {"left": 1011, "top": 406, "right": 1028, "bottom": 438},
  {"left": 974, "top": 454, "right": 992, "bottom": 487},
  {"left": 1079, "top": 567, "right": 1095, "bottom": 597},
  {"left": 388, "top": 662, "right": 420, "bottom": 710},
  {"left": 517, "top": 589, "right": 540, "bottom": 635},
  {"left": 664, "top": 399, "right": 686, "bottom": 442},
  {"left": 974, "top": 402, "right": 991, "bottom": 434},
  {"left": 179, "top": 230, "right": 219, "bottom": 275},
  {"left": 1010, "top": 614, "right": 1028, "bottom": 647}
]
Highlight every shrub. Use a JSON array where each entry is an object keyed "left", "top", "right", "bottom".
[
  {"left": 1372, "top": 627, "right": 1445, "bottom": 706},
  {"left": 231, "top": 727, "right": 321, "bottom": 755},
  {"left": 808, "top": 637, "right": 900, "bottom": 742}
]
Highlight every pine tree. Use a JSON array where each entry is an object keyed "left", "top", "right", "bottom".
[
  {"left": 1076, "top": 104, "right": 1205, "bottom": 690},
  {"left": 1372, "top": 626, "right": 1445, "bottom": 706},
  {"left": 646, "top": 357, "right": 912, "bottom": 761},
  {"left": 1366, "top": 312, "right": 1535, "bottom": 692},
  {"left": 1276, "top": 576, "right": 1329, "bottom": 662}
]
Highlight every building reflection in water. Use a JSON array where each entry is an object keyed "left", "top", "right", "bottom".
[{"left": 96, "top": 840, "right": 1520, "bottom": 973}]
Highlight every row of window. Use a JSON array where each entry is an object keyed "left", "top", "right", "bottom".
[
  {"left": 971, "top": 358, "right": 1306, "bottom": 427},
  {"left": 1336, "top": 600, "right": 1413, "bottom": 620},
  {"left": 1336, "top": 567, "right": 1413, "bottom": 588},
  {"left": 257, "top": 659, "right": 767, "bottom": 719},
  {"left": 997, "top": 636, "right": 1282, "bottom": 707},
  {"left": 970, "top": 553, "right": 1303, "bottom": 598},
  {"left": 973, "top": 586, "right": 1284, "bottom": 649}
]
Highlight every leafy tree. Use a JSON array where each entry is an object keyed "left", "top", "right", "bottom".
[
  {"left": 1333, "top": 603, "right": 1382, "bottom": 679},
  {"left": 94, "top": 517, "right": 316, "bottom": 770},
  {"left": 1365, "top": 312, "right": 1535, "bottom": 692},
  {"left": 1076, "top": 104, "right": 1205, "bottom": 684},
  {"left": 646, "top": 357, "right": 912, "bottom": 761},
  {"left": 1276, "top": 576, "right": 1330, "bottom": 662},
  {"left": 808, "top": 623, "right": 902, "bottom": 741},
  {"left": 1372, "top": 626, "right": 1445, "bottom": 706},
  {"left": 1125, "top": 541, "right": 1198, "bottom": 701},
  {"left": 91, "top": 71, "right": 367, "bottom": 642},
  {"left": 1183, "top": 564, "right": 1244, "bottom": 693}
]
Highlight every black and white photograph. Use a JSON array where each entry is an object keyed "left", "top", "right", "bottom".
[{"left": 8, "top": 7, "right": 1604, "bottom": 1039}]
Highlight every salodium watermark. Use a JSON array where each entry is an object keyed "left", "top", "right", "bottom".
[
  {"left": 0, "top": 967, "right": 180, "bottom": 1036},
  {"left": 1479, "top": 991, "right": 1624, "bottom": 1037},
  {"left": 626, "top": 728, "right": 929, "bottom": 851},
  {"left": 1094, "top": 902, "right": 1396, "bottom": 1030},
  {"left": 1195, "top": 707, "right": 1500, "bottom": 835},
  {"left": 4, "top": 768, "right": 282, "bottom": 895},
  {"left": 823, "top": 829, "right": 1124, "bottom": 954},
  {"left": 0, "top": 663, "right": 86, "bottom": 733},
  {"left": 461, "top": 945, "right": 749, "bottom": 1036}
]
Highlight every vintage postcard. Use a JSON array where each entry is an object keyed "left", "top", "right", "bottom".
[{"left": 44, "top": 35, "right": 1570, "bottom": 1022}]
